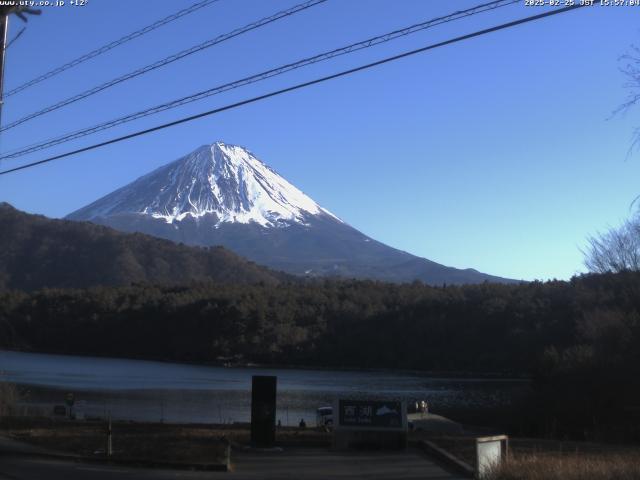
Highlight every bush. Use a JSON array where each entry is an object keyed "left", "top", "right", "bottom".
[
  {"left": 487, "top": 453, "right": 640, "bottom": 480},
  {"left": 0, "top": 381, "right": 19, "bottom": 416}
]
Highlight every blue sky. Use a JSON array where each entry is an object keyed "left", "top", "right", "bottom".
[{"left": 0, "top": 0, "right": 638, "bottom": 281}]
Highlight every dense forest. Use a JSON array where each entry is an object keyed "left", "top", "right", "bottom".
[
  {"left": 1, "top": 272, "right": 640, "bottom": 440},
  {"left": 0, "top": 203, "right": 286, "bottom": 290}
]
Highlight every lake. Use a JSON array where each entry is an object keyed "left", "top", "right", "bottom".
[{"left": 0, "top": 350, "right": 527, "bottom": 425}]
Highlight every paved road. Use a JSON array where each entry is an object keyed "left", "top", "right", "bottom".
[
  {"left": 407, "top": 413, "right": 464, "bottom": 435},
  {"left": 0, "top": 448, "right": 465, "bottom": 480},
  {"left": 0, "top": 436, "right": 66, "bottom": 457},
  {"left": 0, "top": 456, "right": 214, "bottom": 480},
  {"left": 232, "top": 448, "right": 465, "bottom": 479}
]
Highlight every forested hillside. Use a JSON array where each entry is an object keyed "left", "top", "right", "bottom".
[{"left": 0, "top": 203, "right": 286, "bottom": 290}]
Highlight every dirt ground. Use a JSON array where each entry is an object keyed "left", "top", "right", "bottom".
[{"left": 1, "top": 417, "right": 331, "bottom": 464}]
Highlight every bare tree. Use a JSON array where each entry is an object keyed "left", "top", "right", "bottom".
[
  {"left": 616, "top": 45, "right": 640, "bottom": 153},
  {"left": 583, "top": 46, "right": 640, "bottom": 273},
  {"left": 0, "top": 5, "right": 40, "bottom": 21},
  {"left": 584, "top": 217, "right": 640, "bottom": 273}
]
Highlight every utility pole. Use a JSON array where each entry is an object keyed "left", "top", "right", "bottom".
[
  {"left": 107, "top": 412, "right": 113, "bottom": 457},
  {"left": 0, "top": 13, "right": 8, "bottom": 129},
  {"left": 0, "top": 6, "right": 41, "bottom": 130}
]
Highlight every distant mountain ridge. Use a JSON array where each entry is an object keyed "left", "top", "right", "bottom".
[
  {"left": 67, "top": 141, "right": 517, "bottom": 285},
  {"left": 0, "top": 203, "right": 285, "bottom": 291}
]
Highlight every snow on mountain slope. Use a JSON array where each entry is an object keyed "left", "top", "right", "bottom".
[{"left": 68, "top": 142, "right": 340, "bottom": 228}]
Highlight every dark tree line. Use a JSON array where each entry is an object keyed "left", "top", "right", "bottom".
[{"left": 2, "top": 273, "right": 638, "bottom": 375}]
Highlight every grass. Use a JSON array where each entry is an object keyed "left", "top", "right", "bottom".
[
  {"left": 3, "top": 420, "right": 230, "bottom": 464},
  {"left": 1, "top": 417, "right": 331, "bottom": 464},
  {"left": 487, "top": 452, "right": 640, "bottom": 480},
  {"left": 0, "top": 381, "right": 19, "bottom": 416},
  {"left": 411, "top": 432, "right": 640, "bottom": 479}
]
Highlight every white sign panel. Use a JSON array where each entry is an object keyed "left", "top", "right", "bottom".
[{"left": 476, "top": 435, "right": 508, "bottom": 478}]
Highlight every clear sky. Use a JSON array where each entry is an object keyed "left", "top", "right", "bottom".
[{"left": 0, "top": 0, "right": 638, "bottom": 281}]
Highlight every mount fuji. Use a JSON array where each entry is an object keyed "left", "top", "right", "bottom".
[{"left": 67, "top": 141, "right": 513, "bottom": 284}]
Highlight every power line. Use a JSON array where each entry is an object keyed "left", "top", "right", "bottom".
[
  {"left": 6, "top": 26, "right": 25, "bottom": 49},
  {"left": 0, "top": 0, "right": 327, "bottom": 133},
  {"left": 0, "top": 0, "right": 520, "bottom": 161},
  {"left": 4, "top": 0, "right": 221, "bottom": 98},
  {"left": 0, "top": 4, "right": 588, "bottom": 177}
]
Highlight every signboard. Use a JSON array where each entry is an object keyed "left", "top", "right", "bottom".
[
  {"left": 476, "top": 435, "right": 508, "bottom": 478},
  {"left": 250, "top": 375, "right": 277, "bottom": 448},
  {"left": 333, "top": 399, "right": 408, "bottom": 450},
  {"left": 336, "top": 400, "right": 406, "bottom": 430}
]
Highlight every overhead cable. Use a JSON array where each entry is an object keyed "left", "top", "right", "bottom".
[
  {"left": 0, "top": 4, "right": 588, "bottom": 176},
  {"left": 4, "top": 0, "right": 222, "bottom": 98},
  {"left": 0, "top": 0, "right": 519, "bottom": 160},
  {"left": 0, "top": 0, "right": 327, "bottom": 132}
]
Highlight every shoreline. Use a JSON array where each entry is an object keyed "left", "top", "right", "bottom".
[{"left": 0, "top": 348, "right": 531, "bottom": 382}]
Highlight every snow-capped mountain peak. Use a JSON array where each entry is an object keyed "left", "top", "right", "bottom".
[
  {"left": 66, "top": 140, "right": 516, "bottom": 285},
  {"left": 69, "top": 141, "right": 340, "bottom": 228}
]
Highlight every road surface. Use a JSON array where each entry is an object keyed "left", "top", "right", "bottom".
[{"left": 0, "top": 448, "right": 466, "bottom": 479}]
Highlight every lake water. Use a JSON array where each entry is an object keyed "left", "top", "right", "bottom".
[{"left": 0, "top": 350, "right": 527, "bottom": 425}]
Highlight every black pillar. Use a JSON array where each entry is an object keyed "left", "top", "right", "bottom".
[{"left": 250, "top": 375, "right": 277, "bottom": 447}]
